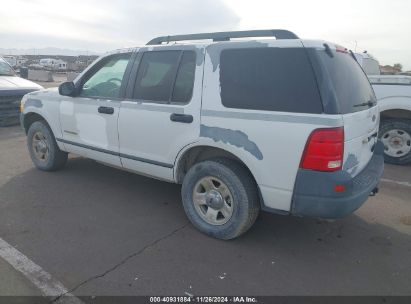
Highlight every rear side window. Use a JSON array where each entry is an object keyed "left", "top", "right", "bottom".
[
  {"left": 220, "top": 48, "right": 323, "bottom": 113},
  {"left": 315, "top": 50, "right": 376, "bottom": 113},
  {"left": 133, "top": 50, "right": 196, "bottom": 103}
]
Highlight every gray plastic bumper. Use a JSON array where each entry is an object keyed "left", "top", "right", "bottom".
[{"left": 291, "top": 141, "right": 384, "bottom": 219}]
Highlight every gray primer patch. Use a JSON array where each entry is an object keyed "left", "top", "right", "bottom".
[
  {"left": 343, "top": 153, "right": 359, "bottom": 176},
  {"left": 25, "top": 98, "right": 43, "bottom": 108},
  {"left": 206, "top": 41, "right": 269, "bottom": 72},
  {"left": 200, "top": 125, "right": 263, "bottom": 160},
  {"left": 201, "top": 110, "right": 343, "bottom": 127}
]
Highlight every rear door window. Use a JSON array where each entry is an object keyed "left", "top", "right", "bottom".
[
  {"left": 133, "top": 50, "right": 196, "bottom": 103},
  {"left": 220, "top": 47, "right": 323, "bottom": 113},
  {"left": 172, "top": 51, "right": 196, "bottom": 103}
]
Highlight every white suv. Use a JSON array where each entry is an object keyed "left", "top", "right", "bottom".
[{"left": 20, "top": 30, "right": 384, "bottom": 239}]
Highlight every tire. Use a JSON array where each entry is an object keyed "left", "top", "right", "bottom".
[
  {"left": 181, "top": 158, "right": 260, "bottom": 240},
  {"left": 27, "top": 120, "right": 68, "bottom": 171},
  {"left": 379, "top": 119, "right": 411, "bottom": 165}
]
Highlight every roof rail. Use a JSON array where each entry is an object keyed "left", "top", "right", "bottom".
[{"left": 146, "top": 29, "right": 299, "bottom": 45}]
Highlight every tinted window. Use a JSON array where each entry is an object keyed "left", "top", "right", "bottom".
[
  {"left": 362, "top": 58, "right": 380, "bottom": 75},
  {"left": 172, "top": 51, "right": 196, "bottom": 103},
  {"left": 133, "top": 51, "right": 196, "bottom": 103},
  {"left": 315, "top": 50, "right": 376, "bottom": 113},
  {"left": 220, "top": 48, "right": 322, "bottom": 113},
  {"left": 80, "top": 53, "right": 131, "bottom": 99}
]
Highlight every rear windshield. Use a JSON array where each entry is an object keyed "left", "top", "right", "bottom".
[{"left": 314, "top": 49, "right": 376, "bottom": 114}]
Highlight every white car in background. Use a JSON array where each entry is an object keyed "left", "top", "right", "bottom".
[
  {"left": 356, "top": 52, "right": 411, "bottom": 165},
  {"left": 0, "top": 56, "right": 43, "bottom": 126}
]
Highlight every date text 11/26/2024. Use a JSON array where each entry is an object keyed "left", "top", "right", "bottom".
[{"left": 149, "top": 296, "right": 258, "bottom": 303}]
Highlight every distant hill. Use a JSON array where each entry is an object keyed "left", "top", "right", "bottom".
[{"left": 0, "top": 47, "right": 101, "bottom": 56}]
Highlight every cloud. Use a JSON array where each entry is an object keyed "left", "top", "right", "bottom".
[{"left": 0, "top": 0, "right": 240, "bottom": 51}]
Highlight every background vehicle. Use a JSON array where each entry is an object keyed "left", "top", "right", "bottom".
[
  {"left": 356, "top": 52, "right": 411, "bottom": 165},
  {"left": 0, "top": 56, "right": 42, "bottom": 126},
  {"left": 20, "top": 30, "right": 384, "bottom": 239}
]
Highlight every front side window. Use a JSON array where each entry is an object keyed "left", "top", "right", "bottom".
[
  {"left": 80, "top": 53, "right": 131, "bottom": 99},
  {"left": 133, "top": 50, "right": 196, "bottom": 103},
  {"left": 362, "top": 58, "right": 381, "bottom": 76}
]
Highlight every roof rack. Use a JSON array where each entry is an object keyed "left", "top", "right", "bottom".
[{"left": 146, "top": 29, "right": 299, "bottom": 45}]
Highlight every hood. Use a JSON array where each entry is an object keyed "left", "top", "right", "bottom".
[
  {"left": 368, "top": 75, "right": 411, "bottom": 85},
  {"left": 0, "top": 76, "right": 43, "bottom": 91}
]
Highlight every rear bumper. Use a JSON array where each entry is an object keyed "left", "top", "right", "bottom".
[{"left": 291, "top": 141, "right": 384, "bottom": 219}]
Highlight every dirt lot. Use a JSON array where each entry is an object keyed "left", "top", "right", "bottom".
[{"left": 0, "top": 125, "right": 410, "bottom": 299}]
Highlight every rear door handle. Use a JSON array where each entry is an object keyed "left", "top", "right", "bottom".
[
  {"left": 170, "top": 113, "right": 193, "bottom": 123},
  {"left": 98, "top": 106, "right": 114, "bottom": 115}
]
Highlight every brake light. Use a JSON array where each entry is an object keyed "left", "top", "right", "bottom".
[
  {"left": 300, "top": 128, "right": 344, "bottom": 172},
  {"left": 336, "top": 45, "right": 348, "bottom": 53}
]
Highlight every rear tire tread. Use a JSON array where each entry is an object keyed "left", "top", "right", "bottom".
[{"left": 182, "top": 157, "right": 260, "bottom": 240}]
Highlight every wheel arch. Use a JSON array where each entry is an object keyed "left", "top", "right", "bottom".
[
  {"left": 380, "top": 108, "right": 411, "bottom": 121},
  {"left": 23, "top": 112, "right": 50, "bottom": 134},
  {"left": 174, "top": 144, "right": 259, "bottom": 185},
  {"left": 174, "top": 143, "right": 268, "bottom": 211}
]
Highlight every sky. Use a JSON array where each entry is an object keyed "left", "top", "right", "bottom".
[{"left": 0, "top": 0, "right": 410, "bottom": 70}]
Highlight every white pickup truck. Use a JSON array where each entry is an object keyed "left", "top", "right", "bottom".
[{"left": 355, "top": 53, "right": 411, "bottom": 165}]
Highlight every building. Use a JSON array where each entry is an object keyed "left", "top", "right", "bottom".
[
  {"left": 380, "top": 65, "right": 402, "bottom": 75},
  {"left": 39, "top": 58, "right": 67, "bottom": 71}
]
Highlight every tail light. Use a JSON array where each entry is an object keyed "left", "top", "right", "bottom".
[
  {"left": 336, "top": 45, "right": 348, "bottom": 53},
  {"left": 300, "top": 127, "right": 344, "bottom": 172}
]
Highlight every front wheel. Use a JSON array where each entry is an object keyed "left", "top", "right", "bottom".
[
  {"left": 379, "top": 119, "right": 411, "bottom": 165},
  {"left": 181, "top": 158, "right": 260, "bottom": 240},
  {"left": 27, "top": 121, "right": 68, "bottom": 171}
]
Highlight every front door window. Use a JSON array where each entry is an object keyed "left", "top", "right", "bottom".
[{"left": 80, "top": 53, "right": 131, "bottom": 99}]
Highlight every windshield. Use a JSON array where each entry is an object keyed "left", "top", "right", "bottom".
[
  {"left": 0, "top": 58, "right": 15, "bottom": 76},
  {"left": 362, "top": 58, "right": 381, "bottom": 75},
  {"left": 313, "top": 49, "right": 376, "bottom": 114}
]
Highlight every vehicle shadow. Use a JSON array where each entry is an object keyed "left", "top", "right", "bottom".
[{"left": 0, "top": 157, "right": 410, "bottom": 296}]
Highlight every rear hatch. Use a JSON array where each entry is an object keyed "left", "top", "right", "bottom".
[{"left": 308, "top": 44, "right": 379, "bottom": 177}]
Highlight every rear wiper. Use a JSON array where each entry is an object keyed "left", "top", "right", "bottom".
[{"left": 353, "top": 100, "right": 375, "bottom": 108}]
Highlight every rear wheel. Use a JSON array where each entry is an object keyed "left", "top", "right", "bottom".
[
  {"left": 181, "top": 158, "right": 260, "bottom": 240},
  {"left": 379, "top": 119, "right": 411, "bottom": 165},
  {"left": 27, "top": 121, "right": 68, "bottom": 171}
]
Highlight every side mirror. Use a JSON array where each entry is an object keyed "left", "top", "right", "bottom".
[{"left": 59, "top": 82, "right": 77, "bottom": 97}]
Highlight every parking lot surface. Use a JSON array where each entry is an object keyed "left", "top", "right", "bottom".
[{"left": 0, "top": 125, "right": 410, "bottom": 297}]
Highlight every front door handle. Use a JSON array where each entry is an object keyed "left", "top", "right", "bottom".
[
  {"left": 98, "top": 106, "right": 114, "bottom": 115},
  {"left": 170, "top": 113, "right": 193, "bottom": 123}
]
